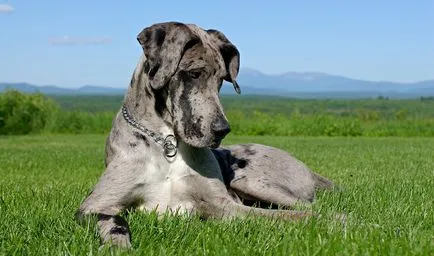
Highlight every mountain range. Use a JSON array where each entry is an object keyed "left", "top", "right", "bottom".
[{"left": 2, "top": 68, "right": 434, "bottom": 98}]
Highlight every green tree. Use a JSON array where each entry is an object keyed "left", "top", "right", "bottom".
[{"left": 0, "top": 89, "right": 59, "bottom": 134}]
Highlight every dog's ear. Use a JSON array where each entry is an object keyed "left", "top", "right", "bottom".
[
  {"left": 206, "top": 29, "right": 241, "bottom": 94},
  {"left": 137, "top": 22, "right": 200, "bottom": 90}
]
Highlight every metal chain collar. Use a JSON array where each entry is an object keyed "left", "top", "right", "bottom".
[{"left": 121, "top": 104, "right": 178, "bottom": 158}]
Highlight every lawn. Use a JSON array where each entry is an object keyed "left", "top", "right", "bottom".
[{"left": 0, "top": 134, "right": 432, "bottom": 255}]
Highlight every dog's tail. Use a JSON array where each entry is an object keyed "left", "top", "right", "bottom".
[{"left": 312, "top": 172, "right": 335, "bottom": 191}]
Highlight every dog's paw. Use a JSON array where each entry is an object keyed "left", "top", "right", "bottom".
[
  {"left": 98, "top": 242, "right": 132, "bottom": 255},
  {"left": 100, "top": 232, "right": 132, "bottom": 250}
]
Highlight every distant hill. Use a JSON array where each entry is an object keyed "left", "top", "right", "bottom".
[
  {"left": 236, "top": 68, "right": 434, "bottom": 93},
  {"left": 224, "top": 68, "right": 434, "bottom": 98},
  {"left": 0, "top": 83, "right": 125, "bottom": 95},
  {"left": 2, "top": 68, "right": 434, "bottom": 98}
]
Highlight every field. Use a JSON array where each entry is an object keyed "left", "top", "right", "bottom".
[
  {"left": 49, "top": 95, "right": 434, "bottom": 137},
  {"left": 0, "top": 134, "right": 433, "bottom": 255},
  {"left": 2, "top": 90, "right": 434, "bottom": 137}
]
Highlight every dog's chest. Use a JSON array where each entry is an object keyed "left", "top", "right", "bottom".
[
  {"left": 133, "top": 145, "right": 226, "bottom": 215},
  {"left": 136, "top": 156, "right": 199, "bottom": 213}
]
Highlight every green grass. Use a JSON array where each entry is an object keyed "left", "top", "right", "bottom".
[{"left": 0, "top": 135, "right": 433, "bottom": 255}]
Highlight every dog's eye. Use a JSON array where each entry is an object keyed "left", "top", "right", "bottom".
[{"left": 187, "top": 70, "right": 202, "bottom": 79}]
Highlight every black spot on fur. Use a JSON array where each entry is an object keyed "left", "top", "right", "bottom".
[
  {"left": 145, "top": 86, "right": 152, "bottom": 99},
  {"left": 97, "top": 214, "right": 112, "bottom": 221},
  {"left": 148, "top": 64, "right": 160, "bottom": 79},
  {"left": 143, "top": 61, "right": 150, "bottom": 74},
  {"left": 112, "top": 215, "right": 129, "bottom": 227},
  {"left": 143, "top": 30, "right": 153, "bottom": 44},
  {"left": 154, "top": 28, "right": 166, "bottom": 46},
  {"left": 153, "top": 87, "right": 168, "bottom": 119},
  {"left": 178, "top": 71, "right": 204, "bottom": 140},
  {"left": 206, "top": 29, "right": 230, "bottom": 44},
  {"left": 230, "top": 158, "right": 249, "bottom": 171},
  {"left": 236, "top": 159, "right": 247, "bottom": 169},
  {"left": 129, "top": 141, "right": 137, "bottom": 148},
  {"left": 109, "top": 226, "right": 129, "bottom": 236},
  {"left": 241, "top": 145, "right": 256, "bottom": 156},
  {"left": 182, "top": 38, "right": 202, "bottom": 56},
  {"left": 133, "top": 131, "right": 150, "bottom": 147},
  {"left": 95, "top": 214, "right": 131, "bottom": 236}
]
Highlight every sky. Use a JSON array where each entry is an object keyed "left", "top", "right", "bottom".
[{"left": 0, "top": 1, "right": 433, "bottom": 88}]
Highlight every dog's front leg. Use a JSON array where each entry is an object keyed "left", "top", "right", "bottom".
[
  {"left": 95, "top": 213, "right": 132, "bottom": 249},
  {"left": 76, "top": 199, "right": 132, "bottom": 249},
  {"left": 76, "top": 162, "right": 139, "bottom": 249}
]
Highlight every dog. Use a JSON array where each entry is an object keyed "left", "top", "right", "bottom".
[{"left": 76, "top": 21, "right": 334, "bottom": 249}]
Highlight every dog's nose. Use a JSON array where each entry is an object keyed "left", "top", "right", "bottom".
[{"left": 212, "top": 120, "right": 231, "bottom": 139}]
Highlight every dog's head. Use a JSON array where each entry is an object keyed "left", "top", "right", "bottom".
[{"left": 136, "top": 22, "right": 240, "bottom": 148}]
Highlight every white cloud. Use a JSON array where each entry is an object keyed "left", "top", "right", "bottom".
[
  {"left": 49, "top": 36, "right": 112, "bottom": 46},
  {"left": 0, "top": 4, "right": 14, "bottom": 13}
]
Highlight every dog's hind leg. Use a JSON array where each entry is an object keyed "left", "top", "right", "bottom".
[
  {"left": 197, "top": 196, "right": 313, "bottom": 221},
  {"left": 76, "top": 161, "right": 139, "bottom": 249},
  {"left": 232, "top": 203, "right": 313, "bottom": 220}
]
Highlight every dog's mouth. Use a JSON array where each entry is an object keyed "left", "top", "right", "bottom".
[
  {"left": 209, "top": 137, "right": 224, "bottom": 149},
  {"left": 176, "top": 131, "right": 223, "bottom": 149}
]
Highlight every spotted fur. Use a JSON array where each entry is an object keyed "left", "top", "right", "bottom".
[{"left": 76, "top": 22, "right": 335, "bottom": 249}]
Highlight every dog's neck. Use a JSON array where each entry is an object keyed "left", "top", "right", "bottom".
[
  {"left": 121, "top": 54, "right": 181, "bottom": 158},
  {"left": 123, "top": 54, "right": 173, "bottom": 134}
]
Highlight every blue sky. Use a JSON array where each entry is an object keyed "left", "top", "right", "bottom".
[{"left": 1, "top": 1, "right": 433, "bottom": 88}]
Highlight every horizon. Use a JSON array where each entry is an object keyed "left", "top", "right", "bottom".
[
  {"left": 2, "top": 67, "right": 434, "bottom": 89},
  {"left": 1, "top": 1, "right": 433, "bottom": 88}
]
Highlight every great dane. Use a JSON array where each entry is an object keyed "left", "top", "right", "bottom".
[{"left": 76, "top": 21, "right": 334, "bottom": 248}]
